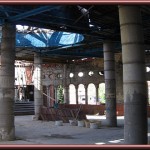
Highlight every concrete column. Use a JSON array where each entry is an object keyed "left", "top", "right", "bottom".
[
  {"left": 103, "top": 41, "right": 117, "bottom": 127},
  {"left": 33, "top": 53, "right": 43, "bottom": 120},
  {"left": 0, "top": 23, "right": 16, "bottom": 140},
  {"left": 64, "top": 86, "right": 69, "bottom": 104},
  {"left": 84, "top": 84, "right": 88, "bottom": 105},
  {"left": 75, "top": 85, "right": 78, "bottom": 104},
  {"left": 95, "top": 84, "right": 99, "bottom": 104},
  {"left": 119, "top": 5, "right": 147, "bottom": 144}
]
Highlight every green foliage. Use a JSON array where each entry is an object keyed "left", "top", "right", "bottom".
[
  {"left": 57, "top": 85, "right": 64, "bottom": 103},
  {"left": 98, "top": 83, "right": 106, "bottom": 104}
]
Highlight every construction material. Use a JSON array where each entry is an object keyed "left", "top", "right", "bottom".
[
  {"left": 40, "top": 105, "right": 82, "bottom": 123},
  {"left": 55, "top": 120, "right": 63, "bottom": 126},
  {"left": 69, "top": 119, "right": 77, "bottom": 126},
  {"left": 77, "top": 120, "right": 85, "bottom": 127},
  {"left": 90, "top": 122, "right": 99, "bottom": 129}
]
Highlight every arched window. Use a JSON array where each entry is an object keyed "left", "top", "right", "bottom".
[
  {"left": 78, "top": 84, "right": 85, "bottom": 104},
  {"left": 99, "top": 83, "right": 105, "bottom": 104},
  {"left": 88, "top": 83, "right": 96, "bottom": 105},
  {"left": 69, "top": 84, "right": 76, "bottom": 104},
  {"left": 57, "top": 73, "right": 63, "bottom": 79},
  {"left": 146, "top": 67, "right": 150, "bottom": 72}
]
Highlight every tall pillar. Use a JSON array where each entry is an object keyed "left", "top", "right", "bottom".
[
  {"left": 75, "top": 85, "right": 78, "bottom": 104},
  {"left": 33, "top": 53, "right": 43, "bottom": 120},
  {"left": 95, "top": 84, "right": 99, "bottom": 104},
  {"left": 0, "top": 23, "right": 16, "bottom": 140},
  {"left": 64, "top": 86, "right": 69, "bottom": 104},
  {"left": 84, "top": 84, "right": 88, "bottom": 105},
  {"left": 103, "top": 41, "right": 117, "bottom": 127},
  {"left": 119, "top": 6, "right": 147, "bottom": 144}
]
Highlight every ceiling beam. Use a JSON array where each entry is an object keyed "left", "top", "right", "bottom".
[
  {"left": 43, "top": 47, "right": 103, "bottom": 57},
  {"left": 7, "top": 5, "right": 61, "bottom": 22},
  {"left": 0, "top": 5, "right": 9, "bottom": 17}
]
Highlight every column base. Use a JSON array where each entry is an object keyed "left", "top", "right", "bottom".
[{"left": 0, "top": 127, "right": 15, "bottom": 141}]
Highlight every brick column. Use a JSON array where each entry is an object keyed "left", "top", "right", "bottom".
[
  {"left": 75, "top": 85, "right": 78, "bottom": 104},
  {"left": 46, "top": 85, "right": 50, "bottom": 107},
  {"left": 64, "top": 86, "right": 69, "bottom": 104},
  {"left": 54, "top": 86, "right": 57, "bottom": 102},
  {"left": 84, "top": 84, "right": 88, "bottom": 105},
  {"left": 95, "top": 84, "right": 99, "bottom": 104}
]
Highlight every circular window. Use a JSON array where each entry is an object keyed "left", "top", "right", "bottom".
[
  {"left": 88, "top": 71, "right": 94, "bottom": 76},
  {"left": 69, "top": 73, "right": 74, "bottom": 78},
  {"left": 57, "top": 73, "right": 63, "bottom": 79},
  {"left": 49, "top": 74, "right": 54, "bottom": 79},
  {"left": 146, "top": 67, "right": 150, "bottom": 72},
  {"left": 78, "top": 72, "right": 84, "bottom": 77},
  {"left": 99, "top": 71, "right": 104, "bottom": 76}
]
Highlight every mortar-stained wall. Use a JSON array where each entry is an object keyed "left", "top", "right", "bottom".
[{"left": 41, "top": 56, "right": 124, "bottom": 104}]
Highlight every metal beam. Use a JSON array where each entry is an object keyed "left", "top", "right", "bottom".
[
  {"left": 43, "top": 46, "right": 103, "bottom": 57},
  {"left": 41, "top": 43, "right": 87, "bottom": 53},
  {"left": 7, "top": 5, "right": 60, "bottom": 22},
  {"left": 42, "top": 51, "right": 103, "bottom": 58},
  {"left": 73, "top": 5, "right": 94, "bottom": 25},
  {"left": 0, "top": 5, "right": 9, "bottom": 17}
]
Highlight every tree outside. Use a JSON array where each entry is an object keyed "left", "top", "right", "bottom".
[
  {"left": 98, "top": 83, "right": 105, "bottom": 104},
  {"left": 57, "top": 85, "right": 64, "bottom": 103}
]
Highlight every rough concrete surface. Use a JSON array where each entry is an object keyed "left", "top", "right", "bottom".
[{"left": 0, "top": 115, "right": 149, "bottom": 145}]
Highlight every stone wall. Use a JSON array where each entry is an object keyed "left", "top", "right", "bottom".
[{"left": 41, "top": 56, "right": 124, "bottom": 104}]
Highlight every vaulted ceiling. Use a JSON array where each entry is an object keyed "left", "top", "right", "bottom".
[{"left": 0, "top": 5, "right": 150, "bottom": 63}]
